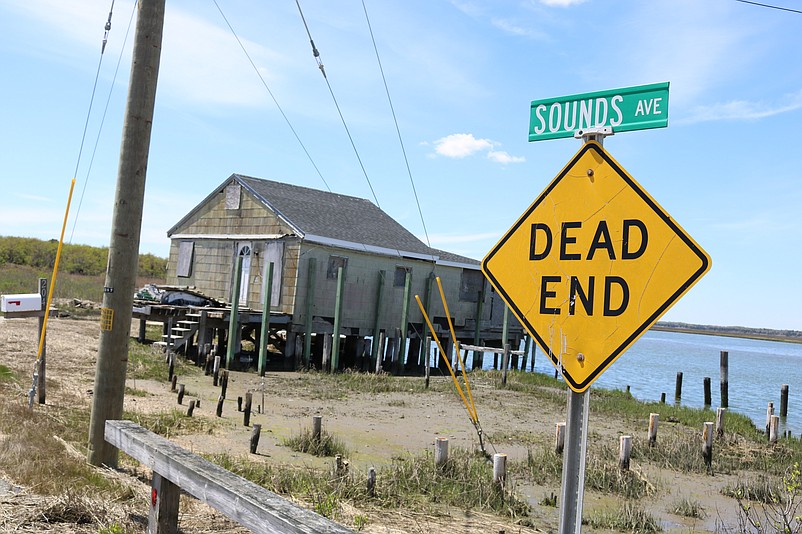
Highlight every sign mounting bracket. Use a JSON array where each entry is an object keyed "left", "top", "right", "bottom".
[{"left": 574, "top": 126, "right": 614, "bottom": 145}]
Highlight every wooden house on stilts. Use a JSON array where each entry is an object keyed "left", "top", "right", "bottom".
[{"left": 159, "top": 174, "right": 522, "bottom": 372}]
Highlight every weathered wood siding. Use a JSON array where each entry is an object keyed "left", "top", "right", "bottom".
[
  {"left": 291, "top": 243, "right": 495, "bottom": 337},
  {"left": 165, "top": 184, "right": 299, "bottom": 314}
]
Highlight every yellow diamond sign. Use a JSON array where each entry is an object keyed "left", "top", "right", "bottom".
[{"left": 482, "top": 141, "right": 711, "bottom": 392}]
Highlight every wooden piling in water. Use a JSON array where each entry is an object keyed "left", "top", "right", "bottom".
[
  {"left": 675, "top": 371, "right": 683, "bottom": 401},
  {"left": 720, "top": 351, "right": 729, "bottom": 409},
  {"left": 781, "top": 384, "right": 789, "bottom": 417},
  {"left": 703, "top": 377, "right": 711, "bottom": 406}
]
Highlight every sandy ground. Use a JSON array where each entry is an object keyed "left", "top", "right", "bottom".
[{"left": 0, "top": 314, "right": 753, "bottom": 533}]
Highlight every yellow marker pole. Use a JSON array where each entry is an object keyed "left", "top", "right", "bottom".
[
  {"left": 435, "top": 277, "right": 478, "bottom": 420},
  {"left": 415, "top": 295, "right": 476, "bottom": 423},
  {"left": 30, "top": 178, "right": 75, "bottom": 407}
]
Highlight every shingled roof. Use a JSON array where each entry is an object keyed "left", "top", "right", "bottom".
[
  {"left": 235, "top": 174, "right": 436, "bottom": 258},
  {"left": 169, "top": 174, "right": 477, "bottom": 262}
]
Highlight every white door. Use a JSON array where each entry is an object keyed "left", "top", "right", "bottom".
[
  {"left": 235, "top": 242, "right": 252, "bottom": 305},
  {"left": 262, "top": 241, "right": 284, "bottom": 307}
]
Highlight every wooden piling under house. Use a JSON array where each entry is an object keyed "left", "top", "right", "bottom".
[{"left": 137, "top": 174, "right": 523, "bottom": 373}]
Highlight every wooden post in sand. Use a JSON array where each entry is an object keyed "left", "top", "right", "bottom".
[
  {"left": 243, "top": 392, "right": 253, "bottom": 427},
  {"left": 493, "top": 453, "right": 507, "bottom": 489},
  {"left": 770, "top": 415, "right": 780, "bottom": 444},
  {"left": 555, "top": 422, "right": 566, "bottom": 454},
  {"left": 435, "top": 437, "right": 449, "bottom": 467},
  {"left": 648, "top": 413, "right": 659, "bottom": 445},
  {"left": 766, "top": 402, "right": 774, "bottom": 437},
  {"left": 702, "top": 422, "right": 714, "bottom": 467},
  {"left": 618, "top": 435, "right": 632, "bottom": 470},
  {"left": 250, "top": 424, "right": 261, "bottom": 454},
  {"left": 313, "top": 415, "right": 323, "bottom": 444},
  {"left": 716, "top": 407, "right": 726, "bottom": 438}
]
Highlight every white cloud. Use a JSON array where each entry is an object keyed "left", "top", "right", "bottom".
[
  {"left": 433, "top": 133, "right": 493, "bottom": 158},
  {"left": 678, "top": 90, "right": 802, "bottom": 124},
  {"left": 539, "top": 0, "right": 588, "bottom": 6},
  {"left": 491, "top": 18, "right": 548, "bottom": 40},
  {"left": 487, "top": 150, "right": 525, "bottom": 164},
  {"left": 431, "top": 133, "right": 524, "bottom": 164}
]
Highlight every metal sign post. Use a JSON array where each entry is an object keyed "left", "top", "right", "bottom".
[
  {"left": 557, "top": 129, "right": 606, "bottom": 534},
  {"left": 559, "top": 388, "right": 590, "bottom": 534}
]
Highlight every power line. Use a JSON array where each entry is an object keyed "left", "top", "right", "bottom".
[
  {"left": 295, "top": 0, "right": 382, "bottom": 209},
  {"left": 70, "top": 1, "right": 137, "bottom": 244},
  {"left": 733, "top": 0, "right": 802, "bottom": 14},
  {"left": 211, "top": 0, "right": 332, "bottom": 192},
  {"left": 361, "top": 0, "right": 432, "bottom": 250}
]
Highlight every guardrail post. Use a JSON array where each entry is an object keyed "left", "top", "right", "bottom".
[{"left": 149, "top": 472, "right": 179, "bottom": 534}]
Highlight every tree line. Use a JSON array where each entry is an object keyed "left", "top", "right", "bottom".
[{"left": 0, "top": 236, "right": 166, "bottom": 278}]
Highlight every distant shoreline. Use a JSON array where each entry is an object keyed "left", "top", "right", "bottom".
[{"left": 653, "top": 322, "right": 802, "bottom": 345}]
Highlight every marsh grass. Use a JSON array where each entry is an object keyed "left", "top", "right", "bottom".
[
  {"left": 721, "top": 474, "right": 782, "bottom": 504},
  {"left": 584, "top": 501, "right": 662, "bottom": 532},
  {"left": 127, "top": 341, "right": 200, "bottom": 383},
  {"left": 283, "top": 427, "right": 350, "bottom": 458},
  {"left": 0, "top": 363, "right": 15, "bottom": 383},
  {"left": 669, "top": 496, "right": 707, "bottom": 519},
  {"left": 210, "top": 447, "right": 531, "bottom": 520},
  {"left": 123, "top": 409, "right": 217, "bottom": 438}
]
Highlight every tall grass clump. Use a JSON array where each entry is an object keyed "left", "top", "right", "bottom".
[
  {"left": 124, "top": 409, "right": 216, "bottom": 438},
  {"left": 283, "top": 427, "right": 350, "bottom": 458},
  {"left": 668, "top": 496, "right": 706, "bottom": 519},
  {"left": 584, "top": 501, "right": 661, "bottom": 532}
]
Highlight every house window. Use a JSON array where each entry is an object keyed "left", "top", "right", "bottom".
[
  {"left": 225, "top": 183, "right": 241, "bottom": 210},
  {"left": 176, "top": 241, "right": 194, "bottom": 278},
  {"left": 327, "top": 256, "right": 347, "bottom": 279},
  {"left": 394, "top": 266, "right": 411, "bottom": 287},
  {"left": 459, "top": 269, "right": 484, "bottom": 302}
]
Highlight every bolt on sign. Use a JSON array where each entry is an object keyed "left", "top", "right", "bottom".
[{"left": 482, "top": 141, "right": 710, "bottom": 392}]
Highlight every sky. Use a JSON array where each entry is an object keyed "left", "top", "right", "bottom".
[{"left": 0, "top": 0, "right": 800, "bottom": 331}]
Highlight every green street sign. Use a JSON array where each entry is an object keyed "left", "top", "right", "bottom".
[{"left": 529, "top": 82, "right": 669, "bottom": 142}]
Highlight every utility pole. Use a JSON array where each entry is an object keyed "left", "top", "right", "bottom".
[{"left": 88, "top": 0, "right": 165, "bottom": 467}]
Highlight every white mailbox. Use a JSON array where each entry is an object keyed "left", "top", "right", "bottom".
[{"left": 1, "top": 293, "right": 43, "bottom": 313}]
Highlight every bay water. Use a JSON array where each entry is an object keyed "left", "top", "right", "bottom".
[{"left": 487, "top": 330, "right": 802, "bottom": 435}]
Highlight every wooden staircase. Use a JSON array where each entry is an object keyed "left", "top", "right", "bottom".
[{"left": 154, "top": 313, "right": 201, "bottom": 354}]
